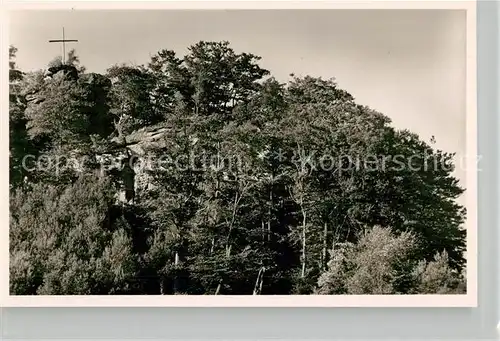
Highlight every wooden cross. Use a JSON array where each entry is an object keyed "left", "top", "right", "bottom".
[{"left": 49, "top": 27, "right": 78, "bottom": 64}]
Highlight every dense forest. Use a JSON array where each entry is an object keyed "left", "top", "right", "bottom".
[{"left": 9, "top": 41, "right": 467, "bottom": 295}]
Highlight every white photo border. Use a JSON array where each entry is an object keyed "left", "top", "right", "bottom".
[{"left": 0, "top": 0, "right": 479, "bottom": 308}]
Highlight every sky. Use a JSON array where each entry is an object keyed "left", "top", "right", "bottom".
[{"left": 8, "top": 9, "right": 467, "bottom": 189}]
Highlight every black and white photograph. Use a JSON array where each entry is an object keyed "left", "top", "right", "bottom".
[{"left": 4, "top": 2, "right": 477, "bottom": 305}]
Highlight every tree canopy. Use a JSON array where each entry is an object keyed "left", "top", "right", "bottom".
[{"left": 9, "top": 41, "right": 466, "bottom": 295}]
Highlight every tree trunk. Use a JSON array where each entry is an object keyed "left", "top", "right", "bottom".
[
  {"left": 267, "top": 190, "right": 272, "bottom": 242},
  {"left": 224, "top": 192, "right": 240, "bottom": 257},
  {"left": 215, "top": 281, "right": 222, "bottom": 295},
  {"left": 173, "top": 251, "right": 180, "bottom": 294},
  {"left": 322, "top": 222, "right": 328, "bottom": 271},
  {"left": 261, "top": 220, "right": 265, "bottom": 242},
  {"left": 210, "top": 151, "right": 220, "bottom": 255},
  {"left": 259, "top": 269, "right": 265, "bottom": 294},
  {"left": 253, "top": 267, "right": 266, "bottom": 295},
  {"left": 210, "top": 237, "right": 215, "bottom": 255},
  {"left": 122, "top": 152, "right": 135, "bottom": 204},
  {"left": 301, "top": 207, "right": 307, "bottom": 278}
]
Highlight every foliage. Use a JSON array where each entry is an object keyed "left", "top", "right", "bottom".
[
  {"left": 316, "top": 227, "right": 466, "bottom": 295},
  {"left": 10, "top": 175, "right": 137, "bottom": 294},
  {"left": 9, "top": 41, "right": 467, "bottom": 295},
  {"left": 411, "top": 251, "right": 466, "bottom": 294}
]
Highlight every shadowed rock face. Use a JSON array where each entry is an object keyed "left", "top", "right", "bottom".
[
  {"left": 47, "top": 64, "right": 79, "bottom": 80},
  {"left": 100, "top": 123, "right": 172, "bottom": 204},
  {"left": 79, "top": 72, "right": 112, "bottom": 88}
]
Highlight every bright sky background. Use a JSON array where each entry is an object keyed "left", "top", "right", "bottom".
[{"left": 9, "top": 9, "right": 467, "bottom": 192}]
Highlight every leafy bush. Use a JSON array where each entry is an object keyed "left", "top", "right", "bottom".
[{"left": 317, "top": 227, "right": 466, "bottom": 295}]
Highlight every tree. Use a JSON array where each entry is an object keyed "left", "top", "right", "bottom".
[
  {"left": 9, "top": 45, "right": 23, "bottom": 82},
  {"left": 139, "top": 109, "right": 206, "bottom": 294},
  {"left": 10, "top": 42, "right": 467, "bottom": 295},
  {"left": 316, "top": 227, "right": 465, "bottom": 295},
  {"left": 9, "top": 45, "right": 31, "bottom": 188},
  {"left": 24, "top": 56, "right": 113, "bottom": 150},
  {"left": 182, "top": 41, "right": 269, "bottom": 118},
  {"left": 10, "top": 174, "right": 138, "bottom": 295},
  {"left": 412, "top": 251, "right": 466, "bottom": 294},
  {"left": 107, "top": 64, "right": 160, "bottom": 134}
]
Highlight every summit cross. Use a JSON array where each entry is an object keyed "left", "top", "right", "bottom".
[{"left": 49, "top": 27, "right": 78, "bottom": 63}]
